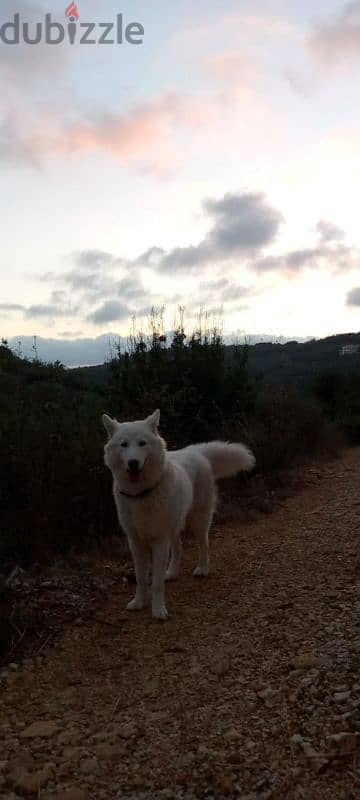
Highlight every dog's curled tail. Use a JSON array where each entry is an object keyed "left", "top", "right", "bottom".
[{"left": 196, "top": 441, "right": 256, "bottom": 479}]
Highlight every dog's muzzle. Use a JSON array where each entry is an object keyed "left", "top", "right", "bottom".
[
  {"left": 128, "top": 459, "right": 140, "bottom": 473},
  {"left": 127, "top": 459, "right": 143, "bottom": 482}
]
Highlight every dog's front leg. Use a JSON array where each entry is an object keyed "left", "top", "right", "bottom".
[
  {"left": 127, "top": 536, "right": 149, "bottom": 611},
  {"left": 151, "top": 539, "right": 170, "bottom": 620}
]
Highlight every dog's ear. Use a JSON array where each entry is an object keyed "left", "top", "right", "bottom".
[
  {"left": 145, "top": 409, "right": 160, "bottom": 432},
  {"left": 102, "top": 414, "right": 118, "bottom": 439}
]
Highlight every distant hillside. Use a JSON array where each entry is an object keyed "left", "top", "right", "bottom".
[
  {"left": 244, "top": 332, "right": 360, "bottom": 390},
  {"left": 71, "top": 332, "right": 360, "bottom": 391},
  {"left": 8, "top": 332, "right": 311, "bottom": 369}
]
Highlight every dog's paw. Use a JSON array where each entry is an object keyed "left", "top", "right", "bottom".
[
  {"left": 193, "top": 565, "right": 209, "bottom": 578},
  {"left": 152, "top": 604, "right": 168, "bottom": 620},
  {"left": 165, "top": 568, "right": 179, "bottom": 581},
  {"left": 126, "top": 597, "right": 145, "bottom": 611}
]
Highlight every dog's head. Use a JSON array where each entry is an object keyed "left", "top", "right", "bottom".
[{"left": 102, "top": 409, "right": 166, "bottom": 490}]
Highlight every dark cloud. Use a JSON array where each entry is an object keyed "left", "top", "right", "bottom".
[
  {"left": 158, "top": 192, "right": 283, "bottom": 273},
  {"left": 255, "top": 240, "right": 358, "bottom": 274},
  {"left": 87, "top": 300, "right": 131, "bottom": 325},
  {"left": 198, "top": 277, "right": 252, "bottom": 303},
  {"left": 71, "top": 250, "right": 123, "bottom": 271},
  {"left": 204, "top": 193, "right": 282, "bottom": 253},
  {"left": 135, "top": 247, "right": 166, "bottom": 267},
  {"left": 54, "top": 252, "right": 132, "bottom": 303},
  {"left": 25, "top": 303, "right": 77, "bottom": 319},
  {"left": 62, "top": 276, "right": 114, "bottom": 303},
  {"left": 39, "top": 251, "right": 151, "bottom": 312},
  {"left": 309, "top": 2, "right": 360, "bottom": 68},
  {"left": 38, "top": 193, "right": 282, "bottom": 307},
  {"left": 130, "top": 305, "right": 156, "bottom": 319},
  {"left": 62, "top": 268, "right": 149, "bottom": 308},
  {"left": 285, "top": 248, "right": 320, "bottom": 270},
  {"left": 117, "top": 275, "right": 147, "bottom": 300},
  {"left": 0, "top": 303, "right": 24, "bottom": 311},
  {"left": 50, "top": 290, "right": 68, "bottom": 304},
  {"left": 316, "top": 220, "right": 345, "bottom": 243},
  {"left": 160, "top": 244, "right": 206, "bottom": 272},
  {"left": 254, "top": 250, "right": 317, "bottom": 273},
  {"left": 31, "top": 196, "right": 358, "bottom": 323},
  {"left": 63, "top": 271, "right": 102, "bottom": 292},
  {"left": 347, "top": 287, "right": 360, "bottom": 306},
  {"left": 221, "top": 285, "right": 251, "bottom": 302}
]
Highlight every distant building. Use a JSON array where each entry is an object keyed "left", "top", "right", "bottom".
[{"left": 340, "top": 344, "right": 360, "bottom": 356}]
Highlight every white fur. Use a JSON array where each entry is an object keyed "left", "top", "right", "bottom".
[{"left": 103, "top": 409, "right": 255, "bottom": 619}]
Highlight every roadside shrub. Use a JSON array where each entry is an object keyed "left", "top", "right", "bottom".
[
  {"left": 0, "top": 322, "right": 342, "bottom": 570},
  {"left": 314, "top": 370, "right": 360, "bottom": 443}
]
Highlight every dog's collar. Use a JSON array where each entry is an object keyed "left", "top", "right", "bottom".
[{"left": 119, "top": 481, "right": 161, "bottom": 499}]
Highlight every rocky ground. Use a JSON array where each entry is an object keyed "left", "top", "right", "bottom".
[{"left": 1, "top": 448, "right": 360, "bottom": 799}]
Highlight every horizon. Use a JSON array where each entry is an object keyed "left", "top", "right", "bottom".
[
  {"left": 1, "top": 1, "right": 360, "bottom": 342},
  {"left": 5, "top": 326, "right": 360, "bottom": 368}
]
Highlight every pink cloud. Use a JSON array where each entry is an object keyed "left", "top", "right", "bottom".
[{"left": 0, "top": 91, "right": 217, "bottom": 174}]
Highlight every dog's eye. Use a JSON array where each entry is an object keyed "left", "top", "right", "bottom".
[
  {"left": 120, "top": 441, "right": 128, "bottom": 448},
  {"left": 138, "top": 440, "right": 147, "bottom": 447}
]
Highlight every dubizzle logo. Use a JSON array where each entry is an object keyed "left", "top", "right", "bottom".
[
  {"left": 65, "top": 2, "right": 80, "bottom": 22},
  {"left": 65, "top": 1, "right": 79, "bottom": 44},
  {"left": 0, "top": 4, "right": 144, "bottom": 45}
]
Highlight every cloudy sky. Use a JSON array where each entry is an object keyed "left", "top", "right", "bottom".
[{"left": 1, "top": 0, "right": 360, "bottom": 362}]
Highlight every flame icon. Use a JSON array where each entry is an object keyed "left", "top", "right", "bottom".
[{"left": 65, "top": 1, "right": 79, "bottom": 20}]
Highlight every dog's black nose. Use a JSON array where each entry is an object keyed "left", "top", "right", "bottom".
[{"left": 128, "top": 459, "right": 139, "bottom": 472}]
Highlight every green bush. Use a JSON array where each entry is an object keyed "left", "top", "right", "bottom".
[
  {"left": 314, "top": 370, "right": 360, "bottom": 443},
  {"left": 0, "top": 345, "right": 118, "bottom": 568},
  {"left": 0, "top": 322, "right": 341, "bottom": 570}
]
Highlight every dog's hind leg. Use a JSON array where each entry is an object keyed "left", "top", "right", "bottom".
[
  {"left": 189, "top": 483, "right": 216, "bottom": 578},
  {"left": 165, "top": 533, "right": 183, "bottom": 581},
  {"left": 191, "top": 512, "right": 212, "bottom": 577}
]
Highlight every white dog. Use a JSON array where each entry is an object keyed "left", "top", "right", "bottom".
[{"left": 103, "top": 409, "right": 255, "bottom": 619}]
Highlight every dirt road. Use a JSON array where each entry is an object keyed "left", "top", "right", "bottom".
[{"left": 1, "top": 449, "right": 360, "bottom": 799}]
